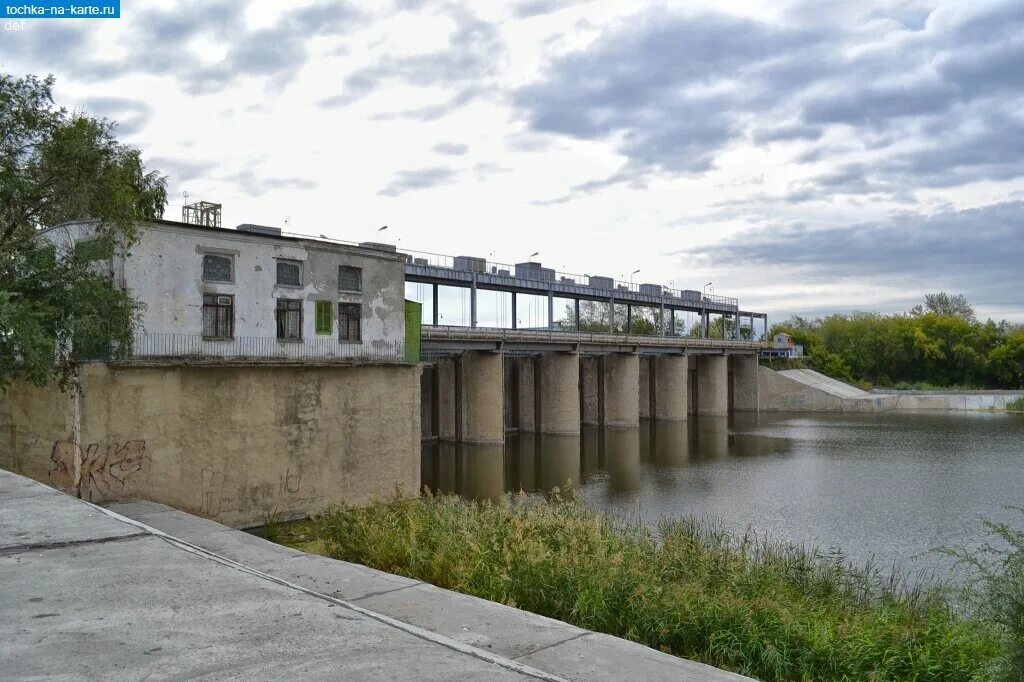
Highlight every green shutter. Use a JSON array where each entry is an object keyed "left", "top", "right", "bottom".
[
  {"left": 405, "top": 300, "right": 421, "bottom": 362},
  {"left": 315, "top": 300, "right": 332, "bottom": 335}
]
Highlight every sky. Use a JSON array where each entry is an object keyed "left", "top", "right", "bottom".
[{"left": 2, "top": 0, "right": 1022, "bottom": 324}]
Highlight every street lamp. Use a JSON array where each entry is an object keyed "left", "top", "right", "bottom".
[
  {"left": 703, "top": 281, "right": 713, "bottom": 296},
  {"left": 629, "top": 269, "right": 640, "bottom": 285},
  {"left": 528, "top": 251, "right": 539, "bottom": 261}
]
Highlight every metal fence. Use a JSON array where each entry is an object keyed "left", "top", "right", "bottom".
[
  {"left": 75, "top": 334, "right": 406, "bottom": 364},
  {"left": 401, "top": 247, "right": 739, "bottom": 308}
]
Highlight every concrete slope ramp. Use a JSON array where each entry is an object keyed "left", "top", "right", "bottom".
[
  {"left": 759, "top": 367, "right": 896, "bottom": 412},
  {"left": 777, "top": 369, "right": 870, "bottom": 399}
]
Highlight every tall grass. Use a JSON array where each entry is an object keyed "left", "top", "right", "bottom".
[
  {"left": 940, "top": 507, "right": 1024, "bottom": 681},
  {"left": 1006, "top": 396, "right": 1024, "bottom": 411},
  {"left": 277, "top": 493, "right": 997, "bottom": 681}
]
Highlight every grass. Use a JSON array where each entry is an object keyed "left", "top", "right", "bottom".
[
  {"left": 1006, "top": 396, "right": 1024, "bottom": 411},
  {"left": 273, "top": 493, "right": 1001, "bottom": 681}
]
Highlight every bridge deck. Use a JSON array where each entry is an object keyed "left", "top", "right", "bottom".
[{"left": 421, "top": 325, "right": 766, "bottom": 355}]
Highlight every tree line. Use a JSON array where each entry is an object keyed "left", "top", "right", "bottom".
[{"left": 771, "top": 294, "right": 1024, "bottom": 389}]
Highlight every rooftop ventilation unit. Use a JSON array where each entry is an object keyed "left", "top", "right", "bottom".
[
  {"left": 454, "top": 256, "right": 487, "bottom": 273},
  {"left": 359, "top": 241, "right": 397, "bottom": 253},
  {"left": 236, "top": 223, "right": 282, "bottom": 237}
]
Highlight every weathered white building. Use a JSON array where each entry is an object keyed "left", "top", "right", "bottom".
[{"left": 40, "top": 219, "right": 408, "bottom": 361}]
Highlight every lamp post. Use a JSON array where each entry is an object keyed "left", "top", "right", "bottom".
[{"left": 629, "top": 269, "right": 640, "bottom": 286}]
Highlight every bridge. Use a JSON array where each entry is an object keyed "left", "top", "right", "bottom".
[{"left": 395, "top": 246, "right": 767, "bottom": 340}]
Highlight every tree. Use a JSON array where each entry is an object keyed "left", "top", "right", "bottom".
[
  {"left": 1, "top": 73, "right": 167, "bottom": 389},
  {"left": 911, "top": 292, "right": 976, "bottom": 323}
]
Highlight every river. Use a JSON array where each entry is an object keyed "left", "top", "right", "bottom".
[{"left": 421, "top": 411, "right": 1024, "bottom": 584}]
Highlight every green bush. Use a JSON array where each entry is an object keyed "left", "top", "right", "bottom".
[{"left": 277, "top": 494, "right": 998, "bottom": 681}]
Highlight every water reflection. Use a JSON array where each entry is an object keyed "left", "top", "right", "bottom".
[{"left": 420, "top": 411, "right": 1024, "bottom": 584}]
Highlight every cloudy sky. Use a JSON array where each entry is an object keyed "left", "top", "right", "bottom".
[{"left": 2, "top": 0, "right": 1022, "bottom": 323}]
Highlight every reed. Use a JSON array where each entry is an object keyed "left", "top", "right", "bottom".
[{"left": 275, "top": 493, "right": 999, "bottom": 681}]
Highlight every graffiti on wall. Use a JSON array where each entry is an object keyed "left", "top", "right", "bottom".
[{"left": 49, "top": 439, "right": 150, "bottom": 502}]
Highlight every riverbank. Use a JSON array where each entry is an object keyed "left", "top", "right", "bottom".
[{"left": 271, "top": 493, "right": 1000, "bottom": 681}]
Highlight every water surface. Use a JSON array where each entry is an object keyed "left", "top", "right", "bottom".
[{"left": 421, "top": 411, "right": 1024, "bottom": 583}]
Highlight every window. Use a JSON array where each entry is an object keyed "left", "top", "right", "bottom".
[
  {"left": 339, "top": 303, "right": 361, "bottom": 342},
  {"left": 276, "top": 260, "right": 301, "bottom": 286},
  {"left": 202, "top": 254, "right": 233, "bottom": 282},
  {"left": 338, "top": 265, "right": 362, "bottom": 292},
  {"left": 74, "top": 237, "right": 113, "bottom": 262},
  {"left": 276, "top": 299, "right": 302, "bottom": 340},
  {"left": 315, "top": 301, "right": 332, "bottom": 335},
  {"left": 202, "top": 294, "right": 234, "bottom": 339}
]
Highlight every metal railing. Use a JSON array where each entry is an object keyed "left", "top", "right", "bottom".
[
  {"left": 401, "top": 247, "right": 739, "bottom": 308},
  {"left": 422, "top": 325, "right": 766, "bottom": 350},
  {"left": 75, "top": 334, "right": 406, "bottom": 364}
]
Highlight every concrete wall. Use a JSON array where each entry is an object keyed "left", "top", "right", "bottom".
[
  {"left": 882, "top": 392, "right": 1024, "bottom": 411},
  {"left": 603, "top": 354, "right": 640, "bottom": 427},
  {"left": 459, "top": 352, "right": 504, "bottom": 443},
  {"left": 731, "top": 355, "right": 760, "bottom": 411},
  {"left": 537, "top": 353, "right": 580, "bottom": 434},
  {"left": 638, "top": 356, "right": 652, "bottom": 419},
  {"left": 653, "top": 355, "right": 688, "bottom": 420},
  {"left": 696, "top": 355, "right": 728, "bottom": 416},
  {"left": 580, "top": 356, "right": 601, "bottom": 425},
  {"left": 42, "top": 221, "right": 406, "bottom": 358},
  {"left": 0, "top": 362, "right": 421, "bottom": 527}
]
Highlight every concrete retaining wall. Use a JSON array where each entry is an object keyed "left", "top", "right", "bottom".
[
  {"left": 758, "top": 366, "right": 1021, "bottom": 412},
  {"left": 0, "top": 362, "right": 421, "bottom": 527},
  {"left": 881, "top": 392, "right": 1024, "bottom": 411}
]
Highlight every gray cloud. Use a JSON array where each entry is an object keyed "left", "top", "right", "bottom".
[
  {"left": 223, "top": 169, "right": 317, "bottom": 195},
  {"left": 378, "top": 167, "right": 457, "bottom": 197},
  {"left": 513, "top": 0, "right": 584, "bottom": 19},
  {"left": 78, "top": 96, "right": 152, "bottom": 136},
  {"left": 516, "top": 1, "right": 1024, "bottom": 201},
  {"left": 148, "top": 157, "right": 217, "bottom": 184},
  {"left": 433, "top": 142, "right": 469, "bottom": 155},
  {"left": 321, "top": 5, "right": 503, "bottom": 116},
  {"left": 677, "top": 201, "right": 1024, "bottom": 307},
  {"left": 5, "top": 0, "right": 360, "bottom": 93}
]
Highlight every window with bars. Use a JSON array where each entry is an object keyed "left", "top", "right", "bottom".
[
  {"left": 338, "top": 265, "right": 362, "bottom": 292},
  {"left": 339, "top": 303, "right": 361, "bottom": 342},
  {"left": 276, "top": 299, "right": 302, "bottom": 340},
  {"left": 202, "top": 254, "right": 233, "bottom": 282},
  {"left": 315, "top": 300, "right": 332, "bottom": 335},
  {"left": 73, "top": 237, "right": 114, "bottom": 262},
  {"left": 202, "top": 294, "right": 234, "bottom": 339},
  {"left": 276, "top": 260, "right": 302, "bottom": 286}
]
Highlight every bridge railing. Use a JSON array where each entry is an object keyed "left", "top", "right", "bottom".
[
  {"left": 421, "top": 325, "right": 766, "bottom": 349},
  {"left": 402, "top": 249, "right": 739, "bottom": 308}
]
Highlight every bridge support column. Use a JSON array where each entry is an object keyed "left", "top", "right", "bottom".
[
  {"left": 638, "top": 356, "right": 652, "bottom": 419},
  {"left": 732, "top": 354, "right": 759, "bottom": 412},
  {"left": 653, "top": 355, "right": 688, "bottom": 420},
  {"left": 459, "top": 351, "right": 504, "bottom": 443},
  {"left": 696, "top": 355, "right": 728, "bottom": 415},
  {"left": 603, "top": 353, "right": 639, "bottom": 427},
  {"left": 537, "top": 352, "right": 580, "bottom": 434},
  {"left": 579, "top": 356, "right": 601, "bottom": 425}
]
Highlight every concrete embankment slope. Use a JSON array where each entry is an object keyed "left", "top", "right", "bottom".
[
  {"left": 0, "top": 470, "right": 749, "bottom": 682},
  {"left": 758, "top": 367, "right": 897, "bottom": 412}
]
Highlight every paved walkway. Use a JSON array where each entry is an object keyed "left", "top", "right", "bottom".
[{"left": 0, "top": 470, "right": 749, "bottom": 681}]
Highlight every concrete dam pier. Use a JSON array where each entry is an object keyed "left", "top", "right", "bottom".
[{"left": 420, "top": 343, "right": 763, "bottom": 444}]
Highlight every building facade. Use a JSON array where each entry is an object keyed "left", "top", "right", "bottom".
[{"left": 41, "top": 220, "right": 408, "bottom": 361}]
